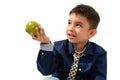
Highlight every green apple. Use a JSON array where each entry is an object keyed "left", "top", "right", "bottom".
[{"left": 25, "top": 21, "right": 40, "bottom": 36}]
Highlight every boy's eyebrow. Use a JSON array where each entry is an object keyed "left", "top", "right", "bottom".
[
  {"left": 76, "top": 21, "right": 83, "bottom": 25},
  {"left": 68, "top": 19, "right": 83, "bottom": 24},
  {"left": 68, "top": 19, "right": 71, "bottom": 22}
]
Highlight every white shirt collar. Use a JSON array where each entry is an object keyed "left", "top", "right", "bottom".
[{"left": 75, "top": 47, "right": 86, "bottom": 54}]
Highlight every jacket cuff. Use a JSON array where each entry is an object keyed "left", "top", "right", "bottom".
[{"left": 40, "top": 43, "right": 53, "bottom": 51}]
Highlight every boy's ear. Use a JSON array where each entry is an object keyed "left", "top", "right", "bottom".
[{"left": 89, "top": 29, "right": 97, "bottom": 38}]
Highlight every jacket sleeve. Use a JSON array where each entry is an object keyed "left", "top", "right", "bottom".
[
  {"left": 90, "top": 51, "right": 107, "bottom": 80},
  {"left": 36, "top": 49, "right": 56, "bottom": 75}
]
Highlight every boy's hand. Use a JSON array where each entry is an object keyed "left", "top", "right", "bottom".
[{"left": 31, "top": 27, "right": 51, "bottom": 44}]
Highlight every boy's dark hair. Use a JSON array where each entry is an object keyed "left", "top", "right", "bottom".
[{"left": 69, "top": 4, "right": 100, "bottom": 29}]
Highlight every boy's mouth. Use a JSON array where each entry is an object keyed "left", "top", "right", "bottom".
[{"left": 67, "top": 33, "right": 76, "bottom": 38}]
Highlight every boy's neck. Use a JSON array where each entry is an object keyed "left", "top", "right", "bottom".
[{"left": 73, "top": 41, "right": 87, "bottom": 52}]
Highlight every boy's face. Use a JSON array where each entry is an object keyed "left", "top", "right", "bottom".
[{"left": 66, "top": 13, "right": 96, "bottom": 44}]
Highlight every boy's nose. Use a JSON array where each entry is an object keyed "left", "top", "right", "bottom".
[{"left": 69, "top": 25, "right": 75, "bottom": 30}]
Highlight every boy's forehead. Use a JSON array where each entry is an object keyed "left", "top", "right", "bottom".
[
  {"left": 68, "top": 13, "right": 90, "bottom": 27},
  {"left": 69, "top": 13, "right": 87, "bottom": 22}
]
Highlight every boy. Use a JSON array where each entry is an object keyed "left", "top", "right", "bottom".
[{"left": 31, "top": 4, "right": 107, "bottom": 80}]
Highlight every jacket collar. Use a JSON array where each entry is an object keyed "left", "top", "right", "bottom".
[
  {"left": 68, "top": 41, "right": 94, "bottom": 55},
  {"left": 84, "top": 41, "right": 94, "bottom": 55},
  {"left": 68, "top": 42, "right": 74, "bottom": 54}
]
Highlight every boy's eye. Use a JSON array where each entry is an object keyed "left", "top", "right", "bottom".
[
  {"left": 68, "top": 21, "right": 71, "bottom": 24},
  {"left": 75, "top": 23, "right": 82, "bottom": 27}
]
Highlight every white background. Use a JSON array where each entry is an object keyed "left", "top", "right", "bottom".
[{"left": 0, "top": 0, "right": 120, "bottom": 80}]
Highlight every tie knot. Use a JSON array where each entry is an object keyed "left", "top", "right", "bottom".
[{"left": 73, "top": 52, "right": 86, "bottom": 61}]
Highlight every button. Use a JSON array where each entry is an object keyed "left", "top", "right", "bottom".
[
  {"left": 42, "top": 52, "right": 44, "bottom": 55},
  {"left": 79, "top": 68, "right": 82, "bottom": 71}
]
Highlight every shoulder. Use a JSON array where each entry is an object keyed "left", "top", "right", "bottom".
[
  {"left": 53, "top": 39, "right": 74, "bottom": 54},
  {"left": 53, "top": 39, "right": 69, "bottom": 48},
  {"left": 90, "top": 42, "right": 107, "bottom": 54},
  {"left": 86, "top": 41, "right": 107, "bottom": 55},
  {"left": 54, "top": 39, "right": 68, "bottom": 45}
]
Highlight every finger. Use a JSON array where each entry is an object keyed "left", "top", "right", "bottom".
[
  {"left": 31, "top": 33, "right": 37, "bottom": 40},
  {"left": 40, "top": 27, "right": 45, "bottom": 36},
  {"left": 36, "top": 27, "right": 41, "bottom": 36}
]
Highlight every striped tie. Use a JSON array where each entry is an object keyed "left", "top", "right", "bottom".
[{"left": 67, "top": 52, "right": 85, "bottom": 80}]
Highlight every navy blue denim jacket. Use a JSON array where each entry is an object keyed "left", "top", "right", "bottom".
[{"left": 37, "top": 39, "right": 107, "bottom": 80}]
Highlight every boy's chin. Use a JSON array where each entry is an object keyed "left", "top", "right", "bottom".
[{"left": 68, "top": 39, "right": 76, "bottom": 43}]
